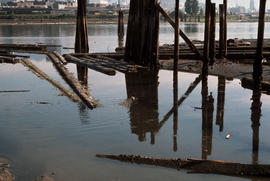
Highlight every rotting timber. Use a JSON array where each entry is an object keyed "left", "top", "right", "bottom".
[{"left": 96, "top": 154, "right": 270, "bottom": 177}]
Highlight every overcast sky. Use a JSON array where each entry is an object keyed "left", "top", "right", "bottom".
[{"left": 197, "top": 0, "right": 270, "bottom": 9}]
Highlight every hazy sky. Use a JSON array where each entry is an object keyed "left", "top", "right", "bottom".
[{"left": 197, "top": 0, "right": 270, "bottom": 9}]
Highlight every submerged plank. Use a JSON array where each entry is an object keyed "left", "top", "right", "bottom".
[
  {"left": 47, "top": 53, "right": 98, "bottom": 109},
  {"left": 21, "top": 58, "right": 80, "bottom": 103},
  {"left": 96, "top": 154, "right": 270, "bottom": 177}
]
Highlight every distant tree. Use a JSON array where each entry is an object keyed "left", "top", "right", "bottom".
[
  {"left": 199, "top": 8, "right": 204, "bottom": 16},
  {"left": 185, "top": 0, "right": 199, "bottom": 16}
]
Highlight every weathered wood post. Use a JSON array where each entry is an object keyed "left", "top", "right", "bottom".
[
  {"left": 174, "top": 0, "right": 180, "bottom": 72},
  {"left": 254, "top": 0, "right": 266, "bottom": 82},
  {"left": 209, "top": 3, "right": 216, "bottom": 64},
  {"left": 216, "top": 76, "right": 225, "bottom": 132},
  {"left": 223, "top": 0, "right": 228, "bottom": 57},
  {"left": 203, "top": 0, "right": 211, "bottom": 64},
  {"left": 118, "top": 10, "right": 124, "bottom": 47},
  {"left": 125, "top": 0, "right": 160, "bottom": 68},
  {"left": 75, "top": 0, "right": 89, "bottom": 85},
  {"left": 219, "top": 4, "right": 225, "bottom": 58}
]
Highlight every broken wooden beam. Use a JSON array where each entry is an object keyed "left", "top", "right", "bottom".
[
  {"left": 47, "top": 53, "right": 98, "bottom": 109},
  {"left": 96, "top": 154, "right": 270, "bottom": 177},
  {"left": 64, "top": 54, "right": 116, "bottom": 76},
  {"left": 156, "top": 3, "right": 204, "bottom": 61},
  {"left": 21, "top": 58, "right": 81, "bottom": 103},
  {"left": 0, "top": 56, "right": 20, "bottom": 64}
]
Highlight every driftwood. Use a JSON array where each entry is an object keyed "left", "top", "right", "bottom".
[
  {"left": 20, "top": 58, "right": 80, "bottom": 103},
  {"left": 47, "top": 53, "right": 98, "bottom": 109},
  {"left": 64, "top": 54, "right": 116, "bottom": 76},
  {"left": 96, "top": 154, "right": 270, "bottom": 177}
]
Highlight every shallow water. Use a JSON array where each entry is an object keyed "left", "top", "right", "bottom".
[{"left": 0, "top": 23, "right": 270, "bottom": 181}]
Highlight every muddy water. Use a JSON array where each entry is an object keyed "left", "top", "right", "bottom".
[{"left": 0, "top": 23, "right": 270, "bottom": 181}]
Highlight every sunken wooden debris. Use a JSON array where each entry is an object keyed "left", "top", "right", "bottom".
[
  {"left": 21, "top": 58, "right": 81, "bottom": 103},
  {"left": 96, "top": 154, "right": 270, "bottom": 177},
  {"left": 47, "top": 53, "right": 98, "bottom": 109}
]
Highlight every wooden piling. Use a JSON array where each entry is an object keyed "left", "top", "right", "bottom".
[
  {"left": 223, "top": 0, "right": 228, "bottom": 56},
  {"left": 118, "top": 10, "right": 124, "bottom": 42},
  {"left": 219, "top": 4, "right": 225, "bottom": 58},
  {"left": 254, "top": 0, "right": 266, "bottom": 81},
  {"left": 209, "top": 3, "right": 216, "bottom": 64},
  {"left": 203, "top": 0, "right": 211, "bottom": 63},
  {"left": 174, "top": 0, "right": 180, "bottom": 72},
  {"left": 75, "top": 0, "right": 89, "bottom": 84},
  {"left": 125, "top": 0, "right": 160, "bottom": 67}
]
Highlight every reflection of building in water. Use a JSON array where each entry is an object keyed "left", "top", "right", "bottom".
[
  {"left": 125, "top": 70, "right": 159, "bottom": 144},
  {"left": 201, "top": 71, "right": 214, "bottom": 160},
  {"left": 216, "top": 76, "right": 226, "bottom": 132},
  {"left": 251, "top": 86, "right": 262, "bottom": 165}
]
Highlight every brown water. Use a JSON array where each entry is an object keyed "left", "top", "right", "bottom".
[{"left": 0, "top": 23, "right": 270, "bottom": 181}]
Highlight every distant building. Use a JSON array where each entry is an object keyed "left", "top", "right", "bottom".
[{"left": 229, "top": 6, "right": 246, "bottom": 14}]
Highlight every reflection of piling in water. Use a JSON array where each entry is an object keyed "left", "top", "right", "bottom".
[
  {"left": 216, "top": 76, "right": 226, "bottom": 132},
  {"left": 201, "top": 68, "right": 214, "bottom": 160},
  {"left": 173, "top": 69, "right": 178, "bottom": 152},
  {"left": 75, "top": 0, "right": 89, "bottom": 86},
  {"left": 250, "top": 82, "right": 262, "bottom": 165},
  {"left": 125, "top": 70, "right": 159, "bottom": 144}
]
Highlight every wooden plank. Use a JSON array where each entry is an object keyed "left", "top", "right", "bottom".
[
  {"left": 53, "top": 51, "right": 67, "bottom": 65},
  {"left": 174, "top": 0, "right": 180, "bottom": 72},
  {"left": 64, "top": 54, "right": 116, "bottom": 76},
  {"left": 21, "top": 58, "right": 81, "bottom": 103},
  {"left": 47, "top": 53, "right": 98, "bottom": 109}
]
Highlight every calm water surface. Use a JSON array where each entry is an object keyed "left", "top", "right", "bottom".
[{"left": 0, "top": 23, "right": 270, "bottom": 181}]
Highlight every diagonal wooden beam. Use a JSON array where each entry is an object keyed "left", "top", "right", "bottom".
[
  {"left": 157, "top": 74, "right": 202, "bottom": 130},
  {"left": 156, "top": 3, "right": 204, "bottom": 61}
]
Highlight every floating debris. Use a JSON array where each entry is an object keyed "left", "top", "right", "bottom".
[{"left": 226, "top": 134, "right": 232, "bottom": 139}]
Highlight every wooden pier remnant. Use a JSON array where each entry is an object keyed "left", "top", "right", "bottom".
[
  {"left": 75, "top": 0, "right": 89, "bottom": 84},
  {"left": 223, "top": 0, "right": 228, "bottom": 57},
  {"left": 96, "top": 154, "right": 270, "bottom": 177},
  {"left": 254, "top": 0, "right": 267, "bottom": 81},
  {"left": 118, "top": 10, "right": 124, "bottom": 42},
  {"left": 209, "top": 3, "right": 216, "bottom": 64},
  {"left": 203, "top": 0, "right": 211, "bottom": 63},
  {"left": 219, "top": 4, "right": 225, "bottom": 58},
  {"left": 125, "top": 0, "right": 159, "bottom": 67},
  {"left": 174, "top": 0, "right": 180, "bottom": 72}
]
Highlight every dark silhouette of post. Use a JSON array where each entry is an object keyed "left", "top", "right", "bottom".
[
  {"left": 254, "top": 0, "right": 266, "bottom": 82},
  {"left": 118, "top": 10, "right": 124, "bottom": 45},
  {"left": 75, "top": 0, "right": 89, "bottom": 85},
  {"left": 223, "top": 0, "right": 227, "bottom": 56},
  {"left": 216, "top": 76, "right": 226, "bottom": 132},
  {"left": 125, "top": 0, "right": 160, "bottom": 68},
  {"left": 204, "top": 0, "right": 211, "bottom": 63},
  {"left": 125, "top": 70, "right": 159, "bottom": 144},
  {"left": 250, "top": 82, "right": 262, "bottom": 165},
  {"left": 219, "top": 4, "right": 225, "bottom": 58},
  {"left": 209, "top": 3, "right": 216, "bottom": 64},
  {"left": 201, "top": 66, "right": 214, "bottom": 160},
  {"left": 174, "top": 0, "right": 180, "bottom": 71}
]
